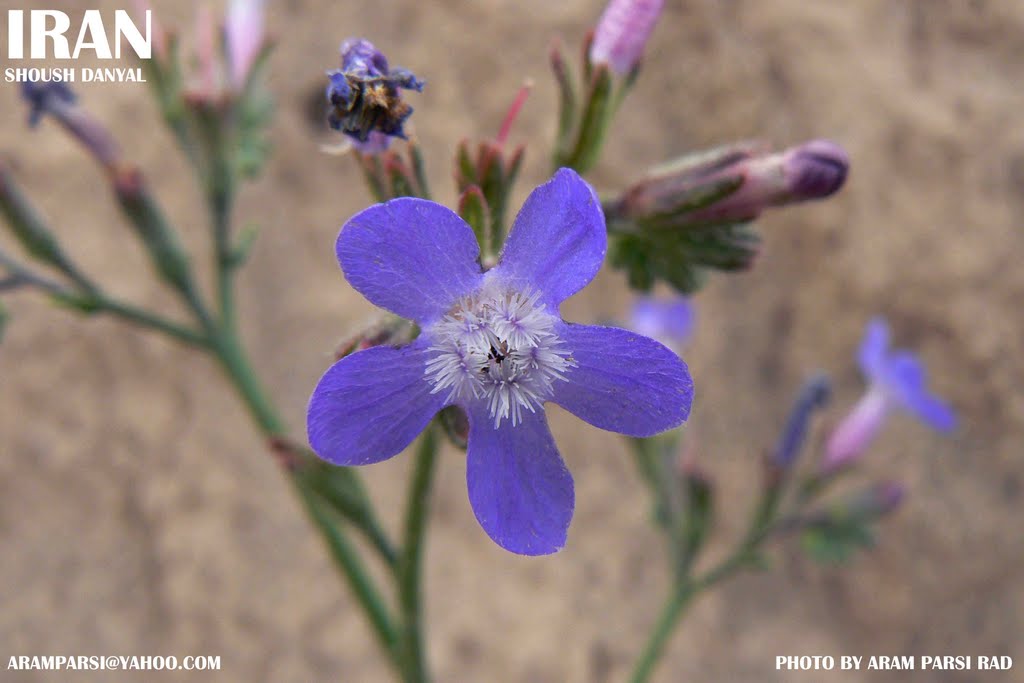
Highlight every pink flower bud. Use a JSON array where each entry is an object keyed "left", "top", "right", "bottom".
[
  {"left": 225, "top": 0, "right": 266, "bottom": 91},
  {"left": 589, "top": 0, "right": 665, "bottom": 74}
]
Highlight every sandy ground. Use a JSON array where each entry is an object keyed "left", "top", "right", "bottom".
[{"left": 1, "top": 0, "right": 1022, "bottom": 681}]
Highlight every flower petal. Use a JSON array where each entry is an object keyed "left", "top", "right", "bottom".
[
  {"left": 494, "top": 168, "right": 606, "bottom": 306},
  {"left": 465, "top": 407, "right": 574, "bottom": 555},
  {"left": 550, "top": 323, "right": 693, "bottom": 437},
  {"left": 885, "top": 352, "right": 957, "bottom": 432},
  {"left": 336, "top": 198, "right": 484, "bottom": 324},
  {"left": 307, "top": 340, "right": 446, "bottom": 465},
  {"left": 858, "top": 317, "right": 890, "bottom": 380}
]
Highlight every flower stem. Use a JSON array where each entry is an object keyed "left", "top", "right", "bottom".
[
  {"left": 93, "top": 295, "right": 209, "bottom": 347},
  {"left": 296, "top": 479, "right": 402, "bottom": 669},
  {"left": 629, "top": 550, "right": 753, "bottom": 683},
  {"left": 207, "top": 319, "right": 406, "bottom": 674},
  {"left": 630, "top": 481, "right": 782, "bottom": 682},
  {"left": 397, "top": 425, "right": 439, "bottom": 683}
]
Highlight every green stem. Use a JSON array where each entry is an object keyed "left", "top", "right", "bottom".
[
  {"left": 296, "top": 479, "right": 402, "bottom": 671},
  {"left": 209, "top": 325, "right": 286, "bottom": 435},
  {"left": 94, "top": 295, "right": 209, "bottom": 347},
  {"left": 397, "top": 426, "right": 439, "bottom": 683},
  {"left": 630, "top": 581, "right": 698, "bottom": 683},
  {"left": 629, "top": 551, "right": 753, "bottom": 683},
  {"left": 208, "top": 320, "right": 405, "bottom": 674},
  {"left": 631, "top": 481, "right": 782, "bottom": 683}
]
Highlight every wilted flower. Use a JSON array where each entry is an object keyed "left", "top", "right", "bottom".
[
  {"left": 590, "top": 0, "right": 665, "bottom": 74},
  {"left": 327, "top": 39, "right": 424, "bottom": 152},
  {"left": 307, "top": 169, "right": 693, "bottom": 555},
  {"left": 628, "top": 295, "right": 694, "bottom": 352},
  {"left": 822, "top": 318, "right": 956, "bottom": 472}
]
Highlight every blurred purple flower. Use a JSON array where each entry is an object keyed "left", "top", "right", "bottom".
[
  {"left": 20, "top": 82, "right": 122, "bottom": 172},
  {"left": 822, "top": 318, "right": 956, "bottom": 472},
  {"left": 20, "top": 81, "right": 76, "bottom": 127},
  {"left": 590, "top": 0, "right": 665, "bottom": 74},
  {"left": 629, "top": 296, "right": 694, "bottom": 352},
  {"left": 225, "top": 0, "right": 266, "bottom": 91},
  {"left": 307, "top": 169, "right": 693, "bottom": 555}
]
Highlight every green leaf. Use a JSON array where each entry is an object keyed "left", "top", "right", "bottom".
[
  {"left": 609, "top": 222, "right": 760, "bottom": 295},
  {"left": 0, "top": 301, "right": 8, "bottom": 341}
]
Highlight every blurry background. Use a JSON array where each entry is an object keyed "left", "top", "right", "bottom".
[{"left": 1, "top": 1, "right": 1021, "bottom": 681}]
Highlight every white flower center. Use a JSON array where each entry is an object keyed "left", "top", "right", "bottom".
[{"left": 423, "top": 287, "right": 575, "bottom": 427}]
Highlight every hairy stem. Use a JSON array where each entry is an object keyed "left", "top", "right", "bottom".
[{"left": 397, "top": 426, "right": 439, "bottom": 683}]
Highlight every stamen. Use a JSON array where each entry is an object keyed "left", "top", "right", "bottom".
[{"left": 423, "top": 287, "right": 575, "bottom": 427}]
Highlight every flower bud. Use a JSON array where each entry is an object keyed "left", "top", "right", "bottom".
[
  {"left": 609, "top": 139, "right": 849, "bottom": 229},
  {"left": 772, "top": 373, "right": 831, "bottom": 470},
  {"left": 225, "top": 0, "right": 267, "bottom": 91},
  {"left": 844, "top": 481, "right": 907, "bottom": 521},
  {"left": 590, "top": 0, "right": 665, "bottom": 74}
]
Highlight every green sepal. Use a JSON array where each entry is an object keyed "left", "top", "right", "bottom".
[
  {"left": 801, "top": 521, "right": 876, "bottom": 565},
  {"left": 550, "top": 39, "right": 579, "bottom": 167},
  {"left": 357, "top": 153, "right": 388, "bottom": 203},
  {"left": 457, "top": 185, "right": 490, "bottom": 254},
  {"left": 562, "top": 65, "right": 613, "bottom": 173},
  {"left": 113, "top": 170, "right": 196, "bottom": 298},
  {"left": 0, "top": 165, "right": 95, "bottom": 292},
  {"left": 385, "top": 155, "right": 417, "bottom": 199},
  {"left": 227, "top": 222, "right": 262, "bottom": 268}
]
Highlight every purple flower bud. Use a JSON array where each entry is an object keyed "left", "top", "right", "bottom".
[
  {"left": 681, "top": 139, "right": 850, "bottom": 225},
  {"left": 225, "top": 0, "right": 266, "bottom": 91},
  {"left": 772, "top": 373, "right": 831, "bottom": 469},
  {"left": 609, "top": 140, "right": 849, "bottom": 230},
  {"left": 783, "top": 139, "right": 849, "bottom": 201},
  {"left": 327, "top": 38, "right": 424, "bottom": 146},
  {"left": 590, "top": 0, "right": 665, "bottom": 74},
  {"left": 821, "top": 317, "right": 956, "bottom": 473},
  {"left": 847, "top": 481, "right": 907, "bottom": 520}
]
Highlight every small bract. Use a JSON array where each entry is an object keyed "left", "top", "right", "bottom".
[{"left": 307, "top": 168, "right": 694, "bottom": 555}]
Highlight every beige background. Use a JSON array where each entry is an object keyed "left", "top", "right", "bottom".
[{"left": 1, "top": 1, "right": 1021, "bottom": 681}]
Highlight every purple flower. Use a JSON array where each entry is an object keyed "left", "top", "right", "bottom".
[
  {"left": 21, "top": 81, "right": 76, "bottom": 127},
  {"left": 629, "top": 296, "right": 694, "bottom": 352},
  {"left": 822, "top": 318, "right": 956, "bottom": 472},
  {"left": 307, "top": 169, "right": 694, "bottom": 555},
  {"left": 590, "top": 0, "right": 665, "bottom": 74}
]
